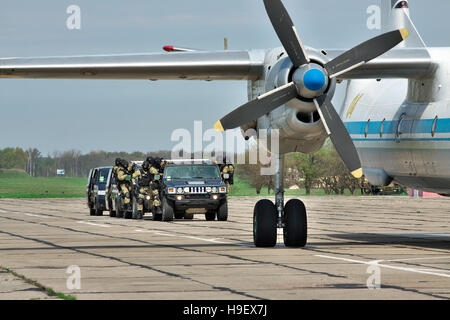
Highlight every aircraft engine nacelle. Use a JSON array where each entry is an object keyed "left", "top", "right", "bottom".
[{"left": 254, "top": 47, "right": 337, "bottom": 154}]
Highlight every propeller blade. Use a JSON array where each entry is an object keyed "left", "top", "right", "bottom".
[
  {"left": 214, "top": 82, "right": 297, "bottom": 132},
  {"left": 263, "top": 0, "right": 309, "bottom": 67},
  {"left": 314, "top": 95, "right": 362, "bottom": 178},
  {"left": 325, "top": 29, "right": 409, "bottom": 78}
]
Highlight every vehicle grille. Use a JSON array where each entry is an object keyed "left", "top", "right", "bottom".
[
  {"left": 184, "top": 194, "right": 209, "bottom": 200},
  {"left": 188, "top": 186, "right": 207, "bottom": 194}
]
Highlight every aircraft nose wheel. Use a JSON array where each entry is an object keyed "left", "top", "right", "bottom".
[
  {"left": 253, "top": 198, "right": 307, "bottom": 248},
  {"left": 283, "top": 199, "right": 307, "bottom": 247},
  {"left": 253, "top": 199, "right": 278, "bottom": 247}
]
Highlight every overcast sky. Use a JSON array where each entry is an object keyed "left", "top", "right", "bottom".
[{"left": 0, "top": 0, "right": 448, "bottom": 155}]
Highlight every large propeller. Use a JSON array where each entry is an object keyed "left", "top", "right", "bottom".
[{"left": 214, "top": 0, "right": 409, "bottom": 178}]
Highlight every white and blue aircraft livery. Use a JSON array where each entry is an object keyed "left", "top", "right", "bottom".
[{"left": 0, "top": 0, "right": 445, "bottom": 247}]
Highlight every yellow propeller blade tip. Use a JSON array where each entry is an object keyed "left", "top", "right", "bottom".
[
  {"left": 214, "top": 120, "right": 224, "bottom": 132},
  {"left": 351, "top": 168, "right": 363, "bottom": 179},
  {"left": 400, "top": 28, "right": 409, "bottom": 40}
]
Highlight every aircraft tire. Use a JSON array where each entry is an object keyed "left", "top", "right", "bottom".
[
  {"left": 253, "top": 199, "right": 277, "bottom": 247},
  {"left": 283, "top": 199, "right": 307, "bottom": 247}
]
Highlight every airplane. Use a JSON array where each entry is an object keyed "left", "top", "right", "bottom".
[{"left": 0, "top": 0, "right": 443, "bottom": 248}]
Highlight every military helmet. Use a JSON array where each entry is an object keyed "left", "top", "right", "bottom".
[
  {"left": 145, "top": 156, "right": 155, "bottom": 165},
  {"left": 115, "top": 158, "right": 122, "bottom": 166},
  {"left": 153, "top": 157, "right": 162, "bottom": 170},
  {"left": 120, "top": 159, "right": 129, "bottom": 168},
  {"left": 142, "top": 160, "right": 150, "bottom": 171}
]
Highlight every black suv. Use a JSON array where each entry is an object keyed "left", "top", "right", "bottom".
[
  {"left": 86, "top": 166, "right": 114, "bottom": 216},
  {"left": 158, "top": 162, "right": 228, "bottom": 221}
]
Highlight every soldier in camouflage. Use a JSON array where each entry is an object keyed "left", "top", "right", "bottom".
[
  {"left": 116, "top": 159, "right": 133, "bottom": 210},
  {"left": 149, "top": 157, "right": 163, "bottom": 208},
  {"left": 218, "top": 156, "right": 234, "bottom": 192},
  {"left": 131, "top": 158, "right": 155, "bottom": 219}
]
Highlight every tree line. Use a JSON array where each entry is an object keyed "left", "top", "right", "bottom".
[
  {"left": 0, "top": 147, "right": 170, "bottom": 178},
  {"left": 0, "top": 145, "right": 400, "bottom": 195},
  {"left": 235, "top": 142, "right": 384, "bottom": 195}
]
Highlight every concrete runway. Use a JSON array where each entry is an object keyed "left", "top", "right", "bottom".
[{"left": 0, "top": 196, "right": 449, "bottom": 300}]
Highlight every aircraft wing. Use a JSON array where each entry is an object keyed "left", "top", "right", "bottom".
[
  {"left": 0, "top": 50, "right": 265, "bottom": 81},
  {"left": 326, "top": 48, "right": 434, "bottom": 80}
]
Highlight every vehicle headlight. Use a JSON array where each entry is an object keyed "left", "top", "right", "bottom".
[
  {"left": 177, "top": 187, "right": 184, "bottom": 194},
  {"left": 219, "top": 187, "right": 227, "bottom": 193},
  {"left": 184, "top": 187, "right": 190, "bottom": 193},
  {"left": 206, "top": 187, "right": 212, "bottom": 193},
  {"left": 168, "top": 188, "right": 176, "bottom": 194},
  {"left": 211, "top": 187, "right": 218, "bottom": 194}
]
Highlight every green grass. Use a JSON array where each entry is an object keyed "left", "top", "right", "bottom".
[
  {"left": 0, "top": 169, "right": 86, "bottom": 198},
  {"left": 229, "top": 176, "right": 369, "bottom": 197}
]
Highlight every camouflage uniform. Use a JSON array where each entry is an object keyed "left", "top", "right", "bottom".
[
  {"left": 219, "top": 160, "right": 234, "bottom": 192},
  {"left": 132, "top": 159, "right": 158, "bottom": 213},
  {"left": 116, "top": 160, "right": 132, "bottom": 208},
  {"left": 112, "top": 158, "right": 121, "bottom": 182},
  {"left": 149, "top": 157, "right": 164, "bottom": 208}
]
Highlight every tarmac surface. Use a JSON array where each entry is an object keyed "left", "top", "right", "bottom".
[{"left": 0, "top": 196, "right": 449, "bottom": 300}]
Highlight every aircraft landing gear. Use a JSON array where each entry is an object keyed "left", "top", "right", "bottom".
[{"left": 253, "top": 154, "right": 307, "bottom": 248}]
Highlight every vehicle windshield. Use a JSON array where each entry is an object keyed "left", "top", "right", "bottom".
[
  {"left": 98, "top": 168, "right": 110, "bottom": 184},
  {"left": 164, "top": 165, "right": 220, "bottom": 180}
]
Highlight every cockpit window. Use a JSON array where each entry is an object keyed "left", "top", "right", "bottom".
[{"left": 394, "top": 1, "right": 408, "bottom": 9}]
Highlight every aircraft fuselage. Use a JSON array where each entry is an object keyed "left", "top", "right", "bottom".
[{"left": 343, "top": 48, "right": 450, "bottom": 194}]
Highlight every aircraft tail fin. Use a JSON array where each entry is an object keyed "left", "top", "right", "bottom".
[{"left": 381, "top": 0, "right": 426, "bottom": 48}]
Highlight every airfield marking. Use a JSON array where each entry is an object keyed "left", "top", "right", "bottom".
[
  {"left": 134, "top": 228, "right": 240, "bottom": 245},
  {"left": 24, "top": 213, "right": 49, "bottom": 219},
  {"left": 315, "top": 254, "right": 450, "bottom": 279},
  {"left": 386, "top": 256, "right": 450, "bottom": 262},
  {"left": 77, "top": 220, "right": 111, "bottom": 228}
]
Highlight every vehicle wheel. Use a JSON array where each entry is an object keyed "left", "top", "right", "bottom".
[
  {"left": 109, "top": 199, "right": 116, "bottom": 217},
  {"left": 89, "top": 208, "right": 96, "bottom": 216},
  {"left": 205, "top": 211, "right": 216, "bottom": 221},
  {"left": 175, "top": 211, "right": 185, "bottom": 219},
  {"left": 94, "top": 200, "right": 103, "bottom": 216},
  {"left": 124, "top": 208, "right": 132, "bottom": 219},
  {"left": 132, "top": 198, "right": 142, "bottom": 220},
  {"left": 153, "top": 213, "right": 162, "bottom": 221},
  {"left": 162, "top": 198, "right": 174, "bottom": 221},
  {"left": 152, "top": 206, "right": 162, "bottom": 221},
  {"left": 217, "top": 201, "right": 228, "bottom": 221},
  {"left": 184, "top": 212, "right": 193, "bottom": 220},
  {"left": 253, "top": 199, "right": 277, "bottom": 247},
  {"left": 116, "top": 197, "right": 124, "bottom": 218},
  {"left": 283, "top": 199, "right": 307, "bottom": 248}
]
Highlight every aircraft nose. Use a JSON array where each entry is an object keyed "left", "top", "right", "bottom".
[{"left": 303, "top": 69, "right": 326, "bottom": 91}]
